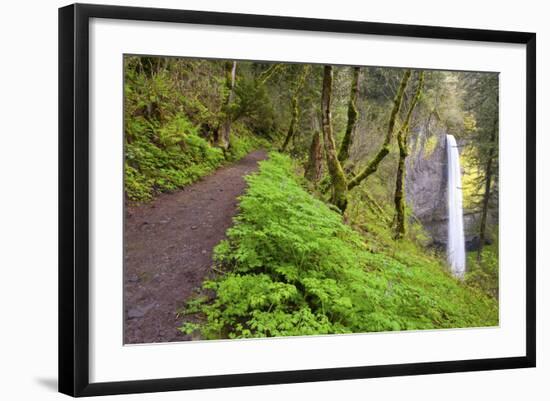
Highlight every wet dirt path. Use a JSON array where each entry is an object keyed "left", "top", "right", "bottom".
[{"left": 124, "top": 150, "right": 267, "bottom": 344}]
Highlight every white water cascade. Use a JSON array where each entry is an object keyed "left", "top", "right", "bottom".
[{"left": 446, "top": 134, "right": 466, "bottom": 278}]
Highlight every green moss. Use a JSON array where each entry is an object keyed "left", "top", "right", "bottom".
[
  {"left": 337, "top": 67, "right": 360, "bottom": 163},
  {"left": 423, "top": 135, "right": 438, "bottom": 159}
]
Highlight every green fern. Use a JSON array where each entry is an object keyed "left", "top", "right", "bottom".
[{"left": 180, "top": 153, "right": 498, "bottom": 339}]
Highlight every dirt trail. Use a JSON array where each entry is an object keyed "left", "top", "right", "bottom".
[{"left": 124, "top": 150, "right": 267, "bottom": 344}]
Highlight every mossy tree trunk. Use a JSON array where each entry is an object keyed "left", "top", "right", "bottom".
[
  {"left": 281, "top": 66, "right": 309, "bottom": 152},
  {"left": 321, "top": 65, "right": 348, "bottom": 212},
  {"left": 258, "top": 63, "right": 283, "bottom": 85},
  {"left": 280, "top": 96, "right": 300, "bottom": 152},
  {"left": 347, "top": 69, "right": 411, "bottom": 190},
  {"left": 216, "top": 61, "right": 237, "bottom": 152},
  {"left": 304, "top": 130, "right": 323, "bottom": 182},
  {"left": 337, "top": 67, "right": 361, "bottom": 164},
  {"left": 394, "top": 71, "right": 425, "bottom": 239},
  {"left": 477, "top": 116, "right": 498, "bottom": 261}
]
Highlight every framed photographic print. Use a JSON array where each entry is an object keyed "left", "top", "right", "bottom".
[{"left": 58, "top": 3, "right": 536, "bottom": 397}]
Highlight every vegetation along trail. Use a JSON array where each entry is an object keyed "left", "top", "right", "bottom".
[
  {"left": 124, "top": 150, "right": 267, "bottom": 344},
  {"left": 123, "top": 56, "right": 499, "bottom": 343}
]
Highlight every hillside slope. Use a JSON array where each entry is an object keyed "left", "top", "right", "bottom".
[{"left": 180, "top": 153, "right": 498, "bottom": 339}]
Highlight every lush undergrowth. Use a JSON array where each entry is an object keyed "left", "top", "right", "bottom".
[
  {"left": 124, "top": 59, "right": 270, "bottom": 202},
  {"left": 125, "top": 115, "right": 267, "bottom": 202},
  {"left": 180, "top": 153, "right": 498, "bottom": 339},
  {"left": 466, "top": 238, "right": 499, "bottom": 299}
]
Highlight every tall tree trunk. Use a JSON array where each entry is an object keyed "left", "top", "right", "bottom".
[
  {"left": 337, "top": 67, "right": 361, "bottom": 164},
  {"left": 281, "top": 96, "right": 299, "bottom": 152},
  {"left": 305, "top": 130, "right": 323, "bottom": 182},
  {"left": 216, "top": 61, "right": 237, "bottom": 152},
  {"left": 477, "top": 117, "right": 498, "bottom": 261},
  {"left": 321, "top": 66, "right": 348, "bottom": 212},
  {"left": 347, "top": 70, "right": 411, "bottom": 190},
  {"left": 394, "top": 71, "right": 424, "bottom": 239},
  {"left": 281, "top": 66, "right": 309, "bottom": 152}
]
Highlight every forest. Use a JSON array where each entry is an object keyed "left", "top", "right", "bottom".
[{"left": 123, "top": 55, "right": 499, "bottom": 344}]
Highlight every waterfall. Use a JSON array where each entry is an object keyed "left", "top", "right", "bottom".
[{"left": 446, "top": 134, "right": 466, "bottom": 278}]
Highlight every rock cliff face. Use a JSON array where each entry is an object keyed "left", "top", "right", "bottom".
[
  {"left": 405, "top": 120, "right": 447, "bottom": 244},
  {"left": 405, "top": 120, "right": 480, "bottom": 247},
  {"left": 406, "top": 125, "right": 447, "bottom": 218}
]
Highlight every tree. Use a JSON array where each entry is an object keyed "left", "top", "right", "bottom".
[
  {"left": 337, "top": 67, "right": 361, "bottom": 164},
  {"left": 347, "top": 70, "right": 411, "bottom": 190},
  {"left": 321, "top": 65, "right": 348, "bottom": 212},
  {"left": 258, "top": 63, "right": 283, "bottom": 85},
  {"left": 460, "top": 73, "right": 499, "bottom": 259},
  {"left": 215, "top": 60, "right": 237, "bottom": 151},
  {"left": 305, "top": 130, "right": 323, "bottom": 182},
  {"left": 280, "top": 66, "right": 310, "bottom": 152},
  {"left": 477, "top": 114, "right": 497, "bottom": 260},
  {"left": 393, "top": 71, "right": 425, "bottom": 239}
]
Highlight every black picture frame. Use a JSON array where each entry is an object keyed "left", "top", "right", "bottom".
[{"left": 59, "top": 3, "right": 536, "bottom": 397}]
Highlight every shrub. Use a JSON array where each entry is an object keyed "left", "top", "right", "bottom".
[
  {"left": 124, "top": 116, "right": 226, "bottom": 201},
  {"left": 466, "top": 239, "right": 499, "bottom": 299},
  {"left": 124, "top": 59, "right": 270, "bottom": 202}
]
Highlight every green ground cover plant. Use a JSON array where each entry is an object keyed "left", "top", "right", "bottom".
[{"left": 180, "top": 153, "right": 498, "bottom": 339}]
